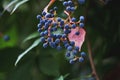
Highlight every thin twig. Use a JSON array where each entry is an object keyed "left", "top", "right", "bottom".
[{"left": 87, "top": 40, "right": 99, "bottom": 80}]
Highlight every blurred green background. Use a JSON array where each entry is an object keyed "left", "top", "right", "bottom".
[{"left": 0, "top": 0, "right": 120, "bottom": 80}]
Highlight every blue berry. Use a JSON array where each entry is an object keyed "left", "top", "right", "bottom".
[
  {"left": 47, "top": 37, "right": 52, "bottom": 42},
  {"left": 37, "top": 23, "right": 42, "bottom": 28},
  {"left": 71, "top": 17, "right": 76, "bottom": 22},
  {"left": 57, "top": 17, "right": 62, "bottom": 22},
  {"left": 42, "top": 11, "right": 46, "bottom": 16},
  {"left": 44, "top": 30, "right": 48, "bottom": 35},
  {"left": 52, "top": 27, "right": 57, "bottom": 31},
  {"left": 64, "top": 43, "right": 70, "bottom": 48},
  {"left": 60, "top": 20, "right": 64, "bottom": 26},
  {"left": 49, "top": 42, "right": 56, "bottom": 48},
  {"left": 43, "top": 43, "right": 48, "bottom": 48},
  {"left": 70, "top": 41, "right": 75, "bottom": 46},
  {"left": 70, "top": 7, "right": 75, "bottom": 12},
  {"left": 80, "top": 52, "right": 86, "bottom": 57},
  {"left": 3, "top": 35, "right": 10, "bottom": 41},
  {"left": 71, "top": 24, "right": 76, "bottom": 28},
  {"left": 62, "top": 34, "right": 66, "bottom": 38},
  {"left": 78, "top": 0, "right": 85, "bottom": 4},
  {"left": 40, "top": 37, "right": 45, "bottom": 42},
  {"left": 55, "top": 38, "right": 60, "bottom": 44},
  {"left": 66, "top": 6, "right": 71, "bottom": 11},
  {"left": 37, "top": 15, "right": 42, "bottom": 19},
  {"left": 67, "top": 46, "right": 73, "bottom": 51},
  {"left": 80, "top": 16, "right": 85, "bottom": 21},
  {"left": 79, "top": 57, "right": 84, "bottom": 62},
  {"left": 57, "top": 45, "right": 62, "bottom": 50},
  {"left": 75, "top": 31, "right": 80, "bottom": 35},
  {"left": 75, "top": 46, "right": 79, "bottom": 51},
  {"left": 52, "top": 22, "right": 58, "bottom": 27},
  {"left": 64, "top": 24, "right": 69, "bottom": 29},
  {"left": 40, "top": 32, "right": 45, "bottom": 36},
  {"left": 65, "top": 52, "right": 71, "bottom": 57},
  {"left": 38, "top": 29, "right": 42, "bottom": 33},
  {"left": 68, "top": 1, "right": 73, "bottom": 6},
  {"left": 72, "top": 50, "right": 77, "bottom": 55},
  {"left": 45, "top": 13, "right": 52, "bottom": 18},
  {"left": 69, "top": 59, "right": 74, "bottom": 64},
  {"left": 79, "top": 23, "right": 84, "bottom": 27},
  {"left": 63, "top": 1, "right": 68, "bottom": 6}
]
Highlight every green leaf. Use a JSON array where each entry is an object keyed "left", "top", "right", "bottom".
[
  {"left": 15, "top": 38, "right": 40, "bottom": 66},
  {"left": 11, "top": 0, "right": 29, "bottom": 14},
  {"left": 0, "top": 27, "right": 18, "bottom": 49},
  {"left": 22, "top": 32, "right": 39, "bottom": 43},
  {"left": 2, "top": 0, "right": 18, "bottom": 14},
  {"left": 57, "top": 76, "right": 64, "bottom": 80}
]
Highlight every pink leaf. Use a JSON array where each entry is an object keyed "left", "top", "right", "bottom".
[{"left": 68, "top": 27, "right": 86, "bottom": 51}]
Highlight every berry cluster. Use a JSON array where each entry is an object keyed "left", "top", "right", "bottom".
[{"left": 37, "top": 0, "right": 86, "bottom": 64}]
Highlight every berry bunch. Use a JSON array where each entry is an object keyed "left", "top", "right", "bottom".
[{"left": 37, "top": 0, "right": 86, "bottom": 64}]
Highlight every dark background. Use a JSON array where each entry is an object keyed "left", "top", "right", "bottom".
[{"left": 0, "top": 0, "right": 120, "bottom": 80}]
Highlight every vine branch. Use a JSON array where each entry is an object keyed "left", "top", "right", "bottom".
[{"left": 87, "top": 40, "right": 99, "bottom": 80}]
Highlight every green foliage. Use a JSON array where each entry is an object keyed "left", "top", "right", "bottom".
[{"left": 0, "top": 0, "right": 120, "bottom": 80}]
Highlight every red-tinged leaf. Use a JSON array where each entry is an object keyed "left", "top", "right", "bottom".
[{"left": 68, "top": 27, "right": 86, "bottom": 51}]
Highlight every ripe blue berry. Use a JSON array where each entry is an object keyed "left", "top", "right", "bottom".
[
  {"left": 68, "top": 1, "right": 73, "bottom": 6},
  {"left": 67, "top": 46, "right": 73, "bottom": 51},
  {"left": 57, "top": 45, "right": 62, "bottom": 50},
  {"left": 80, "top": 16, "right": 85, "bottom": 21},
  {"left": 55, "top": 38, "right": 60, "bottom": 44},
  {"left": 43, "top": 43, "right": 48, "bottom": 48},
  {"left": 79, "top": 23, "right": 84, "bottom": 27},
  {"left": 75, "top": 31, "right": 80, "bottom": 35},
  {"left": 69, "top": 59, "right": 74, "bottom": 64},
  {"left": 71, "top": 17, "right": 76, "bottom": 22},
  {"left": 40, "top": 37, "right": 45, "bottom": 42},
  {"left": 65, "top": 51, "right": 71, "bottom": 57},
  {"left": 57, "top": 17, "right": 62, "bottom": 22},
  {"left": 64, "top": 24, "right": 69, "bottom": 29},
  {"left": 37, "top": 15, "right": 42, "bottom": 19},
  {"left": 63, "top": 1, "right": 68, "bottom": 6},
  {"left": 3, "top": 35, "right": 10, "bottom": 41},
  {"left": 70, "top": 41, "right": 75, "bottom": 46},
  {"left": 72, "top": 50, "right": 77, "bottom": 55},
  {"left": 42, "top": 11, "right": 46, "bottom": 16},
  {"left": 80, "top": 52, "right": 86, "bottom": 57},
  {"left": 40, "top": 32, "right": 45, "bottom": 36},
  {"left": 71, "top": 24, "right": 76, "bottom": 29},
  {"left": 47, "top": 37, "right": 52, "bottom": 42},
  {"left": 79, "top": 57, "right": 84, "bottom": 62}
]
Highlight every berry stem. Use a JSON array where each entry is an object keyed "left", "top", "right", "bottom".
[
  {"left": 43, "top": 0, "right": 56, "bottom": 13},
  {"left": 87, "top": 40, "right": 100, "bottom": 80}
]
